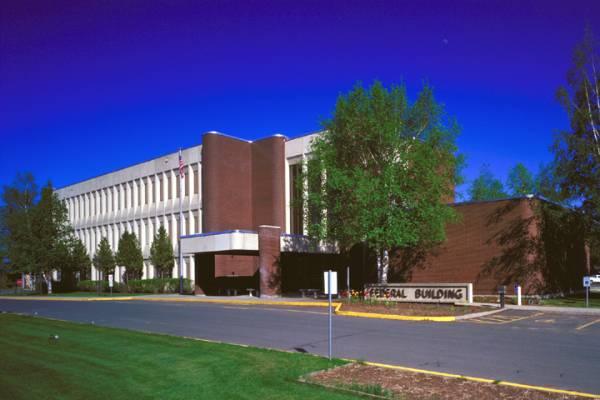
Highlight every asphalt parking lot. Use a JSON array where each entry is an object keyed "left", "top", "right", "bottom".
[
  {"left": 464, "top": 309, "right": 600, "bottom": 333},
  {"left": 1, "top": 299, "right": 599, "bottom": 395}
]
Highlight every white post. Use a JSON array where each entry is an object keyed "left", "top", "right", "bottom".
[
  {"left": 516, "top": 285, "right": 522, "bottom": 306},
  {"left": 328, "top": 269, "right": 332, "bottom": 360}
]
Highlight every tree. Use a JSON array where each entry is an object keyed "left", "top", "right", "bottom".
[
  {"left": 0, "top": 173, "right": 38, "bottom": 276},
  {"left": 534, "top": 162, "right": 565, "bottom": 203},
  {"left": 150, "top": 226, "right": 174, "bottom": 278},
  {"left": 468, "top": 165, "right": 508, "bottom": 201},
  {"left": 554, "top": 29, "right": 600, "bottom": 229},
  {"left": 116, "top": 231, "right": 144, "bottom": 280},
  {"left": 305, "top": 81, "right": 462, "bottom": 283},
  {"left": 69, "top": 237, "right": 91, "bottom": 281},
  {"left": 93, "top": 237, "right": 115, "bottom": 280},
  {"left": 30, "top": 182, "right": 73, "bottom": 293},
  {"left": 506, "top": 163, "right": 535, "bottom": 196}
]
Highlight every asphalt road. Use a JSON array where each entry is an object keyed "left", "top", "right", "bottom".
[{"left": 1, "top": 299, "right": 599, "bottom": 394}]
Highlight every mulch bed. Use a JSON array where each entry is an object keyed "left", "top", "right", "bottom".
[
  {"left": 305, "top": 363, "right": 585, "bottom": 400},
  {"left": 340, "top": 301, "right": 492, "bottom": 316}
]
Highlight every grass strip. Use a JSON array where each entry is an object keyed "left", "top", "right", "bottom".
[{"left": 0, "top": 313, "right": 357, "bottom": 400}]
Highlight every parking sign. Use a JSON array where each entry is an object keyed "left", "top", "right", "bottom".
[{"left": 583, "top": 276, "right": 591, "bottom": 288}]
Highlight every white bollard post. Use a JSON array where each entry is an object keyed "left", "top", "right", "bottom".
[{"left": 517, "top": 285, "right": 522, "bottom": 306}]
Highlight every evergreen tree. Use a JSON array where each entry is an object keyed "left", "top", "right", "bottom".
[
  {"left": 305, "top": 81, "right": 462, "bottom": 283},
  {"left": 150, "top": 226, "right": 174, "bottom": 278},
  {"left": 70, "top": 237, "right": 91, "bottom": 281},
  {"left": 468, "top": 165, "right": 508, "bottom": 201},
  {"left": 30, "top": 182, "right": 73, "bottom": 293},
  {"left": 116, "top": 231, "right": 144, "bottom": 280},
  {"left": 0, "top": 173, "right": 38, "bottom": 276},
  {"left": 506, "top": 163, "right": 535, "bottom": 196},
  {"left": 93, "top": 237, "right": 115, "bottom": 279},
  {"left": 534, "top": 162, "right": 565, "bottom": 203}
]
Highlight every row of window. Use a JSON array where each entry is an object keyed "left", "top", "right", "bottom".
[
  {"left": 67, "top": 165, "right": 200, "bottom": 221},
  {"left": 77, "top": 212, "right": 201, "bottom": 254}
]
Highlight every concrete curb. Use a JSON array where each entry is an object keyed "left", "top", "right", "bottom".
[
  {"left": 505, "top": 304, "right": 600, "bottom": 316},
  {"left": 455, "top": 307, "right": 504, "bottom": 320}
]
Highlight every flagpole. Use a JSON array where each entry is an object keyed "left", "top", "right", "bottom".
[{"left": 178, "top": 149, "right": 184, "bottom": 295}]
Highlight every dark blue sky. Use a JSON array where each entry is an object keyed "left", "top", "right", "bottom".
[{"left": 1, "top": 0, "right": 598, "bottom": 198}]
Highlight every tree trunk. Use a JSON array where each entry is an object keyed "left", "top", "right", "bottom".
[
  {"left": 43, "top": 272, "right": 52, "bottom": 295},
  {"left": 376, "top": 249, "right": 389, "bottom": 284}
]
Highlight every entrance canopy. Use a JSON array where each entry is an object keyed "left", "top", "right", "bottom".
[{"left": 180, "top": 230, "right": 338, "bottom": 255}]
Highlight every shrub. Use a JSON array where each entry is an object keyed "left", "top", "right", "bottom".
[
  {"left": 126, "top": 278, "right": 193, "bottom": 294},
  {"left": 77, "top": 278, "right": 193, "bottom": 294}
]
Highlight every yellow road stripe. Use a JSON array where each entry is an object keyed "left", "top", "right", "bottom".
[
  {"left": 365, "top": 361, "right": 600, "bottom": 399},
  {"left": 576, "top": 318, "right": 600, "bottom": 331}
]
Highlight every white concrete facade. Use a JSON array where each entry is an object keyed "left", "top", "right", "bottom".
[{"left": 56, "top": 132, "right": 318, "bottom": 284}]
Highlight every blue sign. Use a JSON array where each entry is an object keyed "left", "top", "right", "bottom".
[{"left": 583, "top": 276, "right": 591, "bottom": 288}]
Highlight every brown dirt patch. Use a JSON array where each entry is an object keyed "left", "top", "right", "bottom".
[
  {"left": 340, "top": 301, "right": 491, "bottom": 316},
  {"left": 306, "top": 363, "right": 589, "bottom": 400}
]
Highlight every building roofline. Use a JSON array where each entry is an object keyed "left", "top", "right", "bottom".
[
  {"left": 450, "top": 194, "right": 572, "bottom": 210},
  {"left": 55, "top": 130, "right": 309, "bottom": 192},
  {"left": 55, "top": 142, "right": 203, "bottom": 191}
]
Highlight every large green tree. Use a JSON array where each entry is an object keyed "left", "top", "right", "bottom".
[
  {"left": 554, "top": 30, "right": 600, "bottom": 228},
  {"left": 305, "top": 81, "right": 462, "bottom": 283},
  {"left": 116, "top": 231, "right": 144, "bottom": 280},
  {"left": 0, "top": 173, "right": 38, "bottom": 276},
  {"left": 553, "top": 29, "right": 600, "bottom": 270},
  {"left": 506, "top": 163, "right": 535, "bottom": 196},
  {"left": 93, "top": 237, "right": 116, "bottom": 279},
  {"left": 31, "top": 182, "right": 73, "bottom": 293},
  {"left": 150, "top": 226, "right": 174, "bottom": 278},
  {"left": 468, "top": 165, "right": 508, "bottom": 201}
]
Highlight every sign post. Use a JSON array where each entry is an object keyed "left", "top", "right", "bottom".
[
  {"left": 108, "top": 274, "right": 114, "bottom": 296},
  {"left": 583, "top": 276, "right": 591, "bottom": 308},
  {"left": 346, "top": 266, "right": 350, "bottom": 298},
  {"left": 324, "top": 270, "right": 337, "bottom": 360}
]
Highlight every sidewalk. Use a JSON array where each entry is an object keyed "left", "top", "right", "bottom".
[{"left": 505, "top": 304, "right": 600, "bottom": 315}]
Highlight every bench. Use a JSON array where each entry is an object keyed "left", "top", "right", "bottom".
[{"left": 300, "top": 288, "right": 319, "bottom": 299}]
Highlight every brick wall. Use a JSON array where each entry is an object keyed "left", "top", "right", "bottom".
[{"left": 398, "top": 198, "right": 545, "bottom": 295}]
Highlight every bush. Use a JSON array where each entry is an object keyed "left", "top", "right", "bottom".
[
  {"left": 77, "top": 278, "right": 193, "bottom": 294},
  {"left": 126, "top": 278, "right": 193, "bottom": 294}
]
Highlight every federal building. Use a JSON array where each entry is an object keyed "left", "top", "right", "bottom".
[{"left": 56, "top": 131, "right": 592, "bottom": 296}]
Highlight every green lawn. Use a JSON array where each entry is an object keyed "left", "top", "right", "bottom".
[
  {"left": 0, "top": 291, "right": 145, "bottom": 297},
  {"left": 540, "top": 292, "right": 600, "bottom": 308},
  {"left": 0, "top": 313, "right": 357, "bottom": 400},
  {"left": 47, "top": 291, "right": 146, "bottom": 297}
]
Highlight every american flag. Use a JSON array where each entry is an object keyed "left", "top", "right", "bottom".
[{"left": 178, "top": 149, "right": 185, "bottom": 178}]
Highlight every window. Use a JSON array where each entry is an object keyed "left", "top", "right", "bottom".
[
  {"left": 128, "top": 181, "right": 133, "bottom": 208},
  {"left": 194, "top": 166, "right": 200, "bottom": 194},
  {"left": 185, "top": 215, "right": 189, "bottom": 235},
  {"left": 289, "top": 164, "right": 304, "bottom": 235},
  {"left": 176, "top": 171, "right": 180, "bottom": 198},
  {"left": 194, "top": 212, "right": 200, "bottom": 234},
  {"left": 168, "top": 174, "right": 172, "bottom": 200},
  {"left": 145, "top": 178, "right": 150, "bottom": 205},
  {"left": 159, "top": 176, "right": 164, "bottom": 202},
  {"left": 185, "top": 167, "right": 190, "bottom": 197},
  {"left": 137, "top": 180, "right": 142, "bottom": 206}
]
